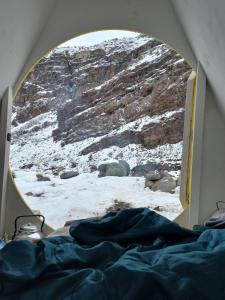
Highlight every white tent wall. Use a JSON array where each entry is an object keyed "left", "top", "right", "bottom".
[
  {"left": 0, "top": 0, "right": 57, "bottom": 101},
  {"left": 3, "top": 0, "right": 224, "bottom": 236},
  {"left": 171, "top": 0, "right": 225, "bottom": 225},
  {"left": 0, "top": 88, "right": 13, "bottom": 238},
  {"left": 193, "top": 84, "right": 225, "bottom": 225},
  {"left": 172, "top": 0, "right": 225, "bottom": 116}
]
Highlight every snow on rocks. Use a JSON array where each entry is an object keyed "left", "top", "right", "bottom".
[
  {"left": 10, "top": 108, "right": 183, "bottom": 176},
  {"left": 128, "top": 44, "right": 170, "bottom": 70},
  {"left": 145, "top": 171, "right": 179, "bottom": 194}
]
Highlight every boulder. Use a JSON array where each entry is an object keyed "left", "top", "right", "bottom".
[
  {"left": 145, "top": 179, "right": 154, "bottom": 188},
  {"left": 130, "top": 162, "right": 161, "bottom": 177},
  {"left": 12, "top": 119, "right": 18, "bottom": 127},
  {"left": 25, "top": 192, "right": 34, "bottom": 196},
  {"left": 70, "top": 161, "right": 78, "bottom": 168},
  {"left": 160, "top": 170, "right": 170, "bottom": 177},
  {"left": 98, "top": 160, "right": 130, "bottom": 177},
  {"left": 21, "top": 163, "right": 34, "bottom": 169},
  {"left": 151, "top": 176, "right": 177, "bottom": 193},
  {"left": 60, "top": 171, "right": 79, "bottom": 179},
  {"left": 131, "top": 162, "right": 181, "bottom": 177},
  {"left": 118, "top": 160, "right": 130, "bottom": 175},
  {"left": 145, "top": 170, "right": 161, "bottom": 181},
  {"left": 51, "top": 165, "right": 65, "bottom": 176},
  {"left": 153, "top": 206, "right": 164, "bottom": 212},
  {"left": 36, "top": 174, "right": 50, "bottom": 181},
  {"left": 90, "top": 165, "right": 97, "bottom": 173}
]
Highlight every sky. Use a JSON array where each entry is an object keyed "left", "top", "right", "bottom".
[{"left": 60, "top": 30, "right": 140, "bottom": 48}]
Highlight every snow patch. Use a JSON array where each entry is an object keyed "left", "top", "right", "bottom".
[
  {"left": 128, "top": 45, "right": 170, "bottom": 70},
  {"left": 112, "top": 109, "right": 184, "bottom": 134}
]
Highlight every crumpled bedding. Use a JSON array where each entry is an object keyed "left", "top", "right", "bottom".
[{"left": 0, "top": 208, "right": 225, "bottom": 300}]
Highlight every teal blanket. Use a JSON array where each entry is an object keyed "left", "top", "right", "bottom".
[{"left": 0, "top": 208, "right": 225, "bottom": 299}]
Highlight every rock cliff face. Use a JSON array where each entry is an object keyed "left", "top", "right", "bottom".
[{"left": 12, "top": 34, "right": 191, "bottom": 174}]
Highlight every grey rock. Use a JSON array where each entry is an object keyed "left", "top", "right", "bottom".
[
  {"left": 98, "top": 160, "right": 130, "bottom": 177},
  {"left": 60, "top": 171, "right": 79, "bottom": 179},
  {"left": 21, "top": 163, "right": 34, "bottom": 169},
  {"left": 160, "top": 170, "right": 170, "bottom": 177},
  {"left": 90, "top": 165, "right": 97, "bottom": 173},
  {"left": 51, "top": 165, "right": 64, "bottom": 176},
  {"left": 30, "top": 125, "right": 41, "bottom": 132},
  {"left": 130, "top": 162, "right": 181, "bottom": 177},
  {"left": 118, "top": 160, "right": 130, "bottom": 176},
  {"left": 130, "top": 162, "right": 160, "bottom": 177},
  {"left": 100, "top": 163, "right": 126, "bottom": 177},
  {"left": 36, "top": 174, "right": 51, "bottom": 181},
  {"left": 53, "top": 157, "right": 59, "bottom": 161},
  {"left": 145, "top": 179, "right": 154, "bottom": 188},
  {"left": 145, "top": 170, "right": 161, "bottom": 181},
  {"left": 151, "top": 176, "right": 177, "bottom": 193},
  {"left": 12, "top": 119, "right": 18, "bottom": 127},
  {"left": 70, "top": 161, "right": 78, "bottom": 168}
]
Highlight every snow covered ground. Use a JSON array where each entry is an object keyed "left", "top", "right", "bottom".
[{"left": 14, "top": 170, "right": 182, "bottom": 229}]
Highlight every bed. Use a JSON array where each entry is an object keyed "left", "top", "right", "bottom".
[{"left": 0, "top": 208, "right": 224, "bottom": 299}]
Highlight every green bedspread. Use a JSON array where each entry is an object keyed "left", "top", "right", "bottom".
[{"left": 0, "top": 208, "right": 225, "bottom": 300}]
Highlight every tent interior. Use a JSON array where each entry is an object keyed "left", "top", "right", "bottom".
[{"left": 1, "top": 0, "right": 225, "bottom": 298}]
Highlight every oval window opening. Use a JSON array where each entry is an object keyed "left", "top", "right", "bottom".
[{"left": 10, "top": 30, "right": 192, "bottom": 229}]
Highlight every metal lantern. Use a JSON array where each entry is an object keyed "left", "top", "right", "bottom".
[{"left": 12, "top": 214, "right": 45, "bottom": 242}]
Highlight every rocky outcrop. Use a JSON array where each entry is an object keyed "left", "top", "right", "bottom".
[
  {"left": 14, "top": 37, "right": 161, "bottom": 123},
  {"left": 52, "top": 49, "right": 190, "bottom": 146},
  {"left": 80, "top": 111, "right": 184, "bottom": 155},
  {"left": 12, "top": 34, "right": 192, "bottom": 175}
]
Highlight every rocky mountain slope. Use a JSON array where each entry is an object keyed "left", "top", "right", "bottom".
[{"left": 11, "top": 34, "right": 191, "bottom": 176}]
